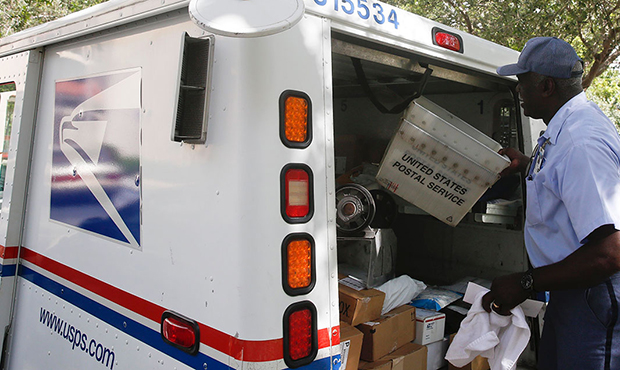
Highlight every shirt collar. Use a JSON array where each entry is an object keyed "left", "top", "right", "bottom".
[{"left": 543, "top": 92, "right": 587, "bottom": 144}]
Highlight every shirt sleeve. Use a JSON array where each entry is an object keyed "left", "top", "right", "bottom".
[{"left": 557, "top": 140, "right": 620, "bottom": 243}]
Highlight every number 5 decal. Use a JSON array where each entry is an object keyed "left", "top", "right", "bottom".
[
  {"left": 357, "top": 0, "right": 369, "bottom": 19},
  {"left": 342, "top": 0, "right": 354, "bottom": 14}
]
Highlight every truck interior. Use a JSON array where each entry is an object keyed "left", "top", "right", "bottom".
[{"left": 330, "top": 31, "right": 529, "bottom": 291}]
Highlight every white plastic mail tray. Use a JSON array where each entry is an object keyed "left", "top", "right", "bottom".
[
  {"left": 376, "top": 98, "right": 510, "bottom": 226},
  {"left": 403, "top": 97, "right": 508, "bottom": 174},
  {"left": 413, "top": 96, "right": 503, "bottom": 153}
]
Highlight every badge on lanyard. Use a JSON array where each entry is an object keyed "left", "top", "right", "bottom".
[
  {"left": 534, "top": 138, "right": 550, "bottom": 173},
  {"left": 527, "top": 137, "right": 550, "bottom": 180}
]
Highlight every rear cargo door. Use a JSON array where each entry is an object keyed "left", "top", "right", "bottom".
[{"left": 0, "top": 49, "right": 43, "bottom": 362}]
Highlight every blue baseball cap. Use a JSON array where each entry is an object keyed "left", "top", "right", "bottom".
[{"left": 497, "top": 37, "right": 583, "bottom": 78}]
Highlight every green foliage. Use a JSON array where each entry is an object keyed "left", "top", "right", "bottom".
[
  {"left": 587, "top": 68, "right": 620, "bottom": 130},
  {"left": 0, "top": 83, "right": 16, "bottom": 93},
  {"left": 0, "top": 0, "right": 106, "bottom": 38}
]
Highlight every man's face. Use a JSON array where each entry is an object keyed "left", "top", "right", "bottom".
[{"left": 516, "top": 72, "right": 546, "bottom": 119}]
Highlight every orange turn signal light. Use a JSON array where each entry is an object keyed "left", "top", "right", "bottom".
[
  {"left": 280, "top": 91, "right": 312, "bottom": 148},
  {"left": 287, "top": 239, "right": 312, "bottom": 289},
  {"left": 284, "top": 96, "right": 309, "bottom": 143},
  {"left": 282, "top": 234, "right": 315, "bottom": 296}
]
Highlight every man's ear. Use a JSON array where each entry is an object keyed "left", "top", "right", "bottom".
[{"left": 541, "top": 77, "right": 555, "bottom": 97}]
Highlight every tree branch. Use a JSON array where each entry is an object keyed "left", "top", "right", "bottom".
[{"left": 445, "top": 0, "right": 474, "bottom": 34}]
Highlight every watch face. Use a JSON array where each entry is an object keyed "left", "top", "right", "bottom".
[{"left": 521, "top": 273, "right": 533, "bottom": 290}]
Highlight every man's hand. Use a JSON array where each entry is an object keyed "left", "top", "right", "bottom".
[
  {"left": 499, "top": 147, "right": 530, "bottom": 177},
  {"left": 481, "top": 272, "right": 531, "bottom": 316}
]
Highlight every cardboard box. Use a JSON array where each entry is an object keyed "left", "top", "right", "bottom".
[
  {"left": 339, "top": 282, "right": 385, "bottom": 326},
  {"left": 360, "top": 360, "right": 393, "bottom": 370},
  {"left": 448, "top": 357, "right": 490, "bottom": 370},
  {"left": 360, "top": 342, "right": 427, "bottom": 370},
  {"left": 357, "top": 305, "right": 416, "bottom": 361},
  {"left": 414, "top": 309, "right": 446, "bottom": 345},
  {"left": 447, "top": 334, "right": 489, "bottom": 370},
  {"left": 425, "top": 336, "right": 449, "bottom": 370},
  {"left": 340, "top": 322, "right": 364, "bottom": 370}
]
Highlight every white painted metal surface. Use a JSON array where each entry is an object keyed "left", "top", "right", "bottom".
[
  {"left": 0, "top": 0, "right": 189, "bottom": 56},
  {"left": 5, "top": 10, "right": 339, "bottom": 370},
  {"left": 188, "top": 0, "right": 305, "bottom": 37}
]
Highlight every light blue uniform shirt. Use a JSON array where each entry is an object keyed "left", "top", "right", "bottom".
[{"left": 525, "top": 92, "right": 620, "bottom": 267}]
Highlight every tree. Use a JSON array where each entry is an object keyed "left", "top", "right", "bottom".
[
  {"left": 587, "top": 67, "right": 620, "bottom": 126},
  {"left": 0, "top": 0, "right": 106, "bottom": 38}
]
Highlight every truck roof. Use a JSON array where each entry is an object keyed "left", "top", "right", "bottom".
[
  {"left": 0, "top": 0, "right": 519, "bottom": 77},
  {"left": 0, "top": 0, "right": 189, "bottom": 56}
]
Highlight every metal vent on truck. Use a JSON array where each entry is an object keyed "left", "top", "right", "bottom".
[{"left": 172, "top": 33, "right": 214, "bottom": 144}]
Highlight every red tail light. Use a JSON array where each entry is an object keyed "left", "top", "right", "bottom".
[
  {"left": 289, "top": 309, "right": 312, "bottom": 360},
  {"left": 161, "top": 311, "right": 200, "bottom": 355},
  {"left": 433, "top": 28, "right": 463, "bottom": 53},
  {"left": 283, "top": 302, "right": 318, "bottom": 368},
  {"left": 285, "top": 168, "right": 309, "bottom": 217},
  {"left": 163, "top": 317, "right": 195, "bottom": 347},
  {"left": 281, "top": 164, "right": 314, "bottom": 223}
]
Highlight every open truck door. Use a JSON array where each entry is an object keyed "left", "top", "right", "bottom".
[{"left": 0, "top": 50, "right": 43, "bottom": 365}]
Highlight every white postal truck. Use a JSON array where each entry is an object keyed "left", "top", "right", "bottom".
[{"left": 0, "top": 0, "right": 545, "bottom": 369}]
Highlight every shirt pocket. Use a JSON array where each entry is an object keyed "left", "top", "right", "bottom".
[{"left": 525, "top": 178, "right": 544, "bottom": 226}]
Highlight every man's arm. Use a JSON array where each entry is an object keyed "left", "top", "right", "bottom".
[
  {"left": 482, "top": 225, "right": 620, "bottom": 315},
  {"left": 499, "top": 147, "right": 530, "bottom": 177}
]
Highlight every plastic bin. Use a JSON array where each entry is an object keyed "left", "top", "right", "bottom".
[{"left": 376, "top": 97, "right": 510, "bottom": 226}]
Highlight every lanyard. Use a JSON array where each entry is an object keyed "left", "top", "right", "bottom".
[{"left": 526, "top": 137, "right": 551, "bottom": 180}]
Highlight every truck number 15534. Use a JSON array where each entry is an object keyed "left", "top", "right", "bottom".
[{"left": 314, "top": 0, "right": 400, "bottom": 29}]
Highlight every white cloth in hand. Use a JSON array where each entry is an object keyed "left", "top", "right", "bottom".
[{"left": 445, "top": 290, "right": 530, "bottom": 370}]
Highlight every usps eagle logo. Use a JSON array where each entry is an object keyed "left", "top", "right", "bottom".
[{"left": 51, "top": 69, "right": 142, "bottom": 248}]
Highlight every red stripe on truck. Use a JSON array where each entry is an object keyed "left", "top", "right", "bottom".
[{"left": 18, "top": 246, "right": 334, "bottom": 362}]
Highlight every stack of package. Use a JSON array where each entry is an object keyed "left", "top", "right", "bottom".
[
  {"left": 339, "top": 276, "right": 427, "bottom": 370},
  {"left": 339, "top": 274, "right": 493, "bottom": 370},
  {"left": 409, "top": 281, "right": 493, "bottom": 370}
]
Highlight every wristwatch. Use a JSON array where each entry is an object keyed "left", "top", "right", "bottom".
[{"left": 520, "top": 268, "right": 535, "bottom": 292}]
